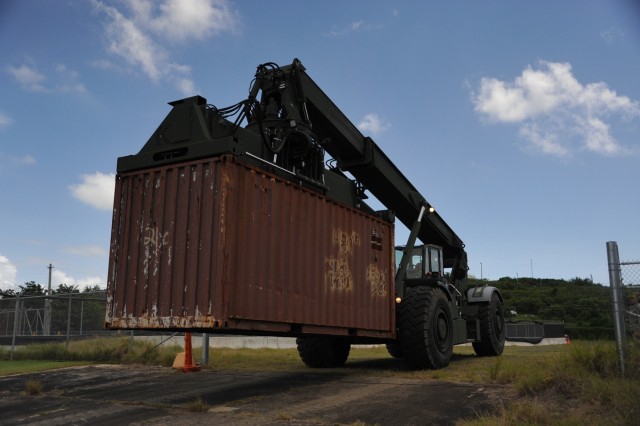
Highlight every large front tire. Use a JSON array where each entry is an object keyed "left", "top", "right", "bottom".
[
  {"left": 472, "top": 292, "right": 506, "bottom": 356},
  {"left": 398, "top": 286, "right": 453, "bottom": 369},
  {"left": 296, "top": 336, "right": 350, "bottom": 368}
]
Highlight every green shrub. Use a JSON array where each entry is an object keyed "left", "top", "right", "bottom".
[{"left": 567, "top": 341, "right": 619, "bottom": 378}]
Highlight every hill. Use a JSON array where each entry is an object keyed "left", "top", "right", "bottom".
[{"left": 465, "top": 276, "right": 617, "bottom": 339}]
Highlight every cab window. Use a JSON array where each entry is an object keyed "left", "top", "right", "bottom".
[
  {"left": 407, "top": 248, "right": 423, "bottom": 278},
  {"left": 427, "top": 246, "right": 443, "bottom": 276}
]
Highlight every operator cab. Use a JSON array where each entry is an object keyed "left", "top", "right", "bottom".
[{"left": 395, "top": 244, "right": 444, "bottom": 279}]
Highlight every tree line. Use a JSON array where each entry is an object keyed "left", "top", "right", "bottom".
[
  {"left": 1, "top": 276, "right": 634, "bottom": 340},
  {"left": 0, "top": 281, "right": 103, "bottom": 297},
  {"left": 466, "top": 276, "right": 635, "bottom": 339}
]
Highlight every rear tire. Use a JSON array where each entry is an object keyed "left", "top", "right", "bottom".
[
  {"left": 385, "top": 342, "right": 403, "bottom": 358},
  {"left": 398, "top": 286, "right": 453, "bottom": 369},
  {"left": 472, "top": 292, "right": 506, "bottom": 356},
  {"left": 296, "top": 336, "right": 350, "bottom": 368}
]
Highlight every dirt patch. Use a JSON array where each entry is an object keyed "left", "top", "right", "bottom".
[{"left": 0, "top": 364, "right": 508, "bottom": 425}]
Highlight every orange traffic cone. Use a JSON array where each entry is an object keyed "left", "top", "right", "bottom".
[{"left": 182, "top": 332, "right": 201, "bottom": 372}]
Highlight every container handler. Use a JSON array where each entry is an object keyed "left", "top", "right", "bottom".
[{"left": 106, "top": 59, "right": 505, "bottom": 369}]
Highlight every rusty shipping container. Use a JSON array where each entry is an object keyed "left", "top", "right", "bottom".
[{"left": 106, "top": 155, "right": 396, "bottom": 339}]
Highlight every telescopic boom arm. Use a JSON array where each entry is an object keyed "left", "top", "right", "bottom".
[{"left": 248, "top": 59, "right": 468, "bottom": 280}]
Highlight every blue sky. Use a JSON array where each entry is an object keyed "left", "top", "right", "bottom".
[{"left": 1, "top": 0, "right": 639, "bottom": 291}]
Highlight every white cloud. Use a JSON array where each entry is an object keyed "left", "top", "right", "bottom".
[
  {"left": 327, "top": 20, "right": 384, "bottom": 37},
  {"left": 6, "top": 63, "right": 86, "bottom": 94},
  {"left": 92, "top": 0, "right": 238, "bottom": 93},
  {"left": 519, "top": 123, "right": 569, "bottom": 157},
  {"left": 175, "top": 77, "right": 196, "bottom": 96},
  {"left": 19, "top": 155, "right": 36, "bottom": 165},
  {"left": 90, "top": 59, "right": 115, "bottom": 70},
  {"left": 0, "top": 254, "right": 18, "bottom": 291},
  {"left": 579, "top": 117, "right": 621, "bottom": 155},
  {"left": 51, "top": 269, "right": 105, "bottom": 290},
  {"left": 63, "top": 245, "right": 108, "bottom": 257},
  {"left": 52, "top": 269, "right": 75, "bottom": 288},
  {"left": 78, "top": 276, "right": 106, "bottom": 290},
  {"left": 0, "top": 112, "right": 13, "bottom": 128},
  {"left": 473, "top": 61, "right": 640, "bottom": 156},
  {"left": 53, "top": 64, "right": 87, "bottom": 93},
  {"left": 0, "top": 152, "right": 37, "bottom": 167},
  {"left": 93, "top": 0, "right": 165, "bottom": 81},
  {"left": 357, "top": 113, "right": 390, "bottom": 135},
  {"left": 133, "top": 0, "right": 238, "bottom": 42},
  {"left": 6, "top": 64, "right": 46, "bottom": 92},
  {"left": 69, "top": 172, "right": 115, "bottom": 211},
  {"left": 601, "top": 26, "right": 624, "bottom": 44}
]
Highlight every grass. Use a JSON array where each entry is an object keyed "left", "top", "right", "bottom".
[
  {"left": 458, "top": 340, "right": 640, "bottom": 426},
  {"left": 202, "top": 341, "right": 640, "bottom": 425},
  {"left": 2, "top": 337, "right": 639, "bottom": 425},
  {"left": 0, "top": 337, "right": 183, "bottom": 369},
  {"left": 0, "top": 360, "right": 90, "bottom": 375},
  {"left": 185, "top": 396, "right": 210, "bottom": 412}
]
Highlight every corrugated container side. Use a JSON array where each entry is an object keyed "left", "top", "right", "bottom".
[{"left": 106, "top": 155, "right": 395, "bottom": 338}]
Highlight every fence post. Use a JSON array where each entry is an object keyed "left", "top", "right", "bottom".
[
  {"left": 80, "top": 301, "right": 84, "bottom": 336},
  {"left": 66, "top": 293, "right": 72, "bottom": 348},
  {"left": 10, "top": 296, "right": 20, "bottom": 360},
  {"left": 202, "top": 333, "right": 210, "bottom": 366},
  {"left": 607, "top": 241, "right": 626, "bottom": 374},
  {"left": 44, "top": 297, "right": 51, "bottom": 335}
]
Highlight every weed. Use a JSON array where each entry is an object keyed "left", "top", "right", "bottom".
[
  {"left": 567, "top": 340, "right": 619, "bottom": 378},
  {"left": 274, "top": 410, "right": 293, "bottom": 421},
  {"left": 488, "top": 356, "right": 502, "bottom": 381},
  {"left": 185, "top": 397, "right": 209, "bottom": 412},
  {"left": 516, "top": 372, "right": 554, "bottom": 396},
  {"left": 24, "top": 379, "right": 43, "bottom": 396}
]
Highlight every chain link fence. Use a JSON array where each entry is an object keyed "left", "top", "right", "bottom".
[
  {"left": 0, "top": 291, "right": 300, "bottom": 366},
  {"left": 621, "top": 259, "right": 640, "bottom": 338},
  {"left": 0, "top": 292, "right": 111, "bottom": 345},
  {"left": 0, "top": 292, "right": 228, "bottom": 362}
]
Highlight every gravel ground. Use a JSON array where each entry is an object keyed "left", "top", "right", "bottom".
[{"left": 0, "top": 363, "right": 508, "bottom": 425}]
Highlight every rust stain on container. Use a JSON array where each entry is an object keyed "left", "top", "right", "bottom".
[{"left": 106, "top": 155, "right": 395, "bottom": 338}]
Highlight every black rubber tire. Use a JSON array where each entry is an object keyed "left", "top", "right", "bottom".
[
  {"left": 296, "top": 336, "right": 351, "bottom": 368},
  {"left": 472, "top": 292, "right": 506, "bottom": 357},
  {"left": 398, "top": 286, "right": 453, "bottom": 369},
  {"left": 385, "top": 342, "right": 404, "bottom": 358}
]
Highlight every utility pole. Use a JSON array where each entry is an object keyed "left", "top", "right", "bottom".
[
  {"left": 480, "top": 262, "right": 483, "bottom": 280},
  {"left": 48, "top": 263, "right": 53, "bottom": 294},
  {"left": 530, "top": 259, "right": 533, "bottom": 278},
  {"left": 44, "top": 264, "right": 53, "bottom": 335}
]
